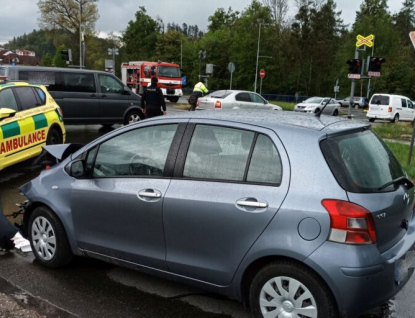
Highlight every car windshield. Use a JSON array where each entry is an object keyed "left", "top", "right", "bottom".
[
  {"left": 371, "top": 95, "right": 390, "bottom": 105},
  {"left": 209, "top": 91, "right": 232, "bottom": 99},
  {"left": 157, "top": 66, "right": 180, "bottom": 78},
  {"left": 304, "top": 98, "right": 323, "bottom": 104},
  {"left": 321, "top": 130, "right": 404, "bottom": 193}
]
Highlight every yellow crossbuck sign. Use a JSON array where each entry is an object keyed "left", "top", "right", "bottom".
[{"left": 356, "top": 34, "right": 374, "bottom": 47}]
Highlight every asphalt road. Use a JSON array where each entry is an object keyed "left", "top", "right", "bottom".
[{"left": 0, "top": 105, "right": 414, "bottom": 318}]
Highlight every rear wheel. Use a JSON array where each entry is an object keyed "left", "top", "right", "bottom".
[
  {"left": 28, "top": 206, "right": 73, "bottom": 268},
  {"left": 249, "top": 261, "right": 337, "bottom": 318},
  {"left": 333, "top": 109, "right": 338, "bottom": 116},
  {"left": 391, "top": 114, "right": 399, "bottom": 123},
  {"left": 369, "top": 118, "right": 375, "bottom": 122},
  {"left": 46, "top": 128, "right": 62, "bottom": 145}
]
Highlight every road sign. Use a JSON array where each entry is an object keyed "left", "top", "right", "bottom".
[
  {"left": 368, "top": 71, "right": 380, "bottom": 77},
  {"left": 260, "top": 69, "right": 265, "bottom": 78},
  {"left": 334, "top": 86, "right": 340, "bottom": 93},
  {"left": 228, "top": 62, "right": 235, "bottom": 73},
  {"left": 348, "top": 74, "right": 361, "bottom": 79},
  {"left": 356, "top": 34, "right": 374, "bottom": 47}
]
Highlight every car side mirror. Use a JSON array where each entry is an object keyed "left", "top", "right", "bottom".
[
  {"left": 68, "top": 159, "right": 86, "bottom": 178},
  {"left": 123, "top": 87, "right": 131, "bottom": 95},
  {"left": 0, "top": 108, "right": 16, "bottom": 120}
]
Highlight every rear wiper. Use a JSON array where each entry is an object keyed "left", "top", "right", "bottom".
[{"left": 378, "top": 176, "right": 414, "bottom": 190}]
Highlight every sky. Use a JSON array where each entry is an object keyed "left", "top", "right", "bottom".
[{"left": 0, "top": 0, "right": 404, "bottom": 45}]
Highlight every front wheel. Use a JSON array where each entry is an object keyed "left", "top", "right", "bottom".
[
  {"left": 46, "top": 128, "right": 62, "bottom": 145},
  {"left": 369, "top": 118, "right": 375, "bottom": 122},
  {"left": 249, "top": 261, "right": 338, "bottom": 318},
  {"left": 333, "top": 109, "right": 338, "bottom": 116},
  {"left": 124, "top": 110, "right": 143, "bottom": 125},
  {"left": 28, "top": 206, "right": 73, "bottom": 268}
]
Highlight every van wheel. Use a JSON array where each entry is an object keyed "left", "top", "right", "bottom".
[
  {"left": 28, "top": 206, "right": 73, "bottom": 268},
  {"left": 249, "top": 261, "right": 338, "bottom": 318},
  {"left": 124, "top": 110, "right": 143, "bottom": 125},
  {"left": 369, "top": 118, "right": 375, "bottom": 122},
  {"left": 391, "top": 114, "right": 399, "bottom": 123},
  {"left": 46, "top": 128, "right": 62, "bottom": 145}
]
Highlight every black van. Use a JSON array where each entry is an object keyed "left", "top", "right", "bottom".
[{"left": 0, "top": 66, "right": 143, "bottom": 125}]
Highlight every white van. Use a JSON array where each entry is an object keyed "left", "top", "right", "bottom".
[{"left": 367, "top": 94, "right": 415, "bottom": 123}]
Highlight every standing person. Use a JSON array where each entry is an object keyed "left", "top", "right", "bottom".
[
  {"left": 189, "top": 81, "right": 208, "bottom": 111},
  {"left": 141, "top": 77, "right": 167, "bottom": 118}
]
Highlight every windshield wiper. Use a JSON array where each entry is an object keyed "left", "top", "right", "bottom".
[{"left": 378, "top": 176, "right": 414, "bottom": 190}]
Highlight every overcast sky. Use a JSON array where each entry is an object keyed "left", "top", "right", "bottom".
[{"left": 0, "top": 0, "right": 404, "bottom": 45}]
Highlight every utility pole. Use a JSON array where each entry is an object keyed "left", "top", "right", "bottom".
[
  {"left": 367, "top": 36, "right": 375, "bottom": 98},
  {"left": 348, "top": 48, "right": 359, "bottom": 118}
]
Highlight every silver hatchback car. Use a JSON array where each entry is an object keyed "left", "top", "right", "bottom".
[{"left": 19, "top": 111, "right": 415, "bottom": 318}]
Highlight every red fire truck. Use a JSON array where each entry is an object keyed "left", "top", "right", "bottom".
[{"left": 121, "top": 61, "right": 183, "bottom": 103}]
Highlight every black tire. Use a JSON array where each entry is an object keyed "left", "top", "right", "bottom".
[
  {"left": 315, "top": 108, "right": 320, "bottom": 114},
  {"left": 46, "top": 128, "right": 62, "bottom": 145},
  {"left": 333, "top": 109, "right": 338, "bottom": 116},
  {"left": 391, "top": 114, "right": 399, "bottom": 123},
  {"left": 28, "top": 206, "right": 73, "bottom": 268},
  {"left": 369, "top": 118, "right": 375, "bottom": 122},
  {"left": 124, "top": 110, "right": 143, "bottom": 125},
  {"left": 249, "top": 261, "right": 338, "bottom": 318}
]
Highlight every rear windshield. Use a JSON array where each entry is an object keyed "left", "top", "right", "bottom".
[
  {"left": 209, "top": 90, "right": 232, "bottom": 99},
  {"left": 321, "top": 130, "right": 404, "bottom": 193},
  {"left": 371, "top": 95, "right": 390, "bottom": 105}
]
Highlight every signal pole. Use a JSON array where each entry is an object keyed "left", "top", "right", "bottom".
[{"left": 348, "top": 48, "right": 359, "bottom": 118}]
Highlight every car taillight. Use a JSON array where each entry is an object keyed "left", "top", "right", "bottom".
[
  {"left": 322, "top": 199, "right": 376, "bottom": 245},
  {"left": 388, "top": 106, "right": 392, "bottom": 112},
  {"left": 215, "top": 100, "right": 222, "bottom": 109}
]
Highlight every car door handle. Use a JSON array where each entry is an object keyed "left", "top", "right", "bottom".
[
  {"left": 138, "top": 190, "right": 161, "bottom": 198},
  {"left": 90, "top": 94, "right": 97, "bottom": 98},
  {"left": 236, "top": 200, "right": 268, "bottom": 208}
]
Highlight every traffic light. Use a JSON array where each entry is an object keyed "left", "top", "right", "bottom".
[
  {"left": 61, "top": 49, "right": 72, "bottom": 63},
  {"left": 368, "top": 57, "right": 385, "bottom": 76},
  {"left": 346, "top": 59, "right": 362, "bottom": 75}
]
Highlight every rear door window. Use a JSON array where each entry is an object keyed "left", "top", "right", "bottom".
[
  {"left": 235, "top": 93, "right": 252, "bottom": 102},
  {"left": 401, "top": 99, "right": 407, "bottom": 108},
  {"left": 371, "top": 95, "right": 389, "bottom": 105},
  {"left": 0, "top": 88, "right": 18, "bottom": 111},
  {"left": 321, "top": 130, "right": 404, "bottom": 193}
]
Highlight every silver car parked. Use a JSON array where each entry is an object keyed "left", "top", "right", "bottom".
[
  {"left": 294, "top": 97, "right": 340, "bottom": 115},
  {"left": 197, "top": 90, "right": 282, "bottom": 111},
  {"left": 19, "top": 110, "right": 415, "bottom": 318}
]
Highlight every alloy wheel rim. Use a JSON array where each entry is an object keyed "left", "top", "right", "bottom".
[
  {"left": 259, "top": 276, "right": 317, "bottom": 318},
  {"left": 129, "top": 114, "right": 140, "bottom": 123},
  {"left": 32, "top": 217, "right": 56, "bottom": 261}
]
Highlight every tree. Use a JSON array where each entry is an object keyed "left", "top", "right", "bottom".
[
  {"left": 42, "top": 53, "right": 53, "bottom": 66},
  {"left": 38, "top": 0, "right": 99, "bottom": 35},
  {"left": 53, "top": 45, "right": 67, "bottom": 67},
  {"left": 122, "top": 7, "right": 161, "bottom": 60},
  {"left": 262, "top": 0, "right": 288, "bottom": 28},
  {"left": 394, "top": 0, "right": 415, "bottom": 45}
]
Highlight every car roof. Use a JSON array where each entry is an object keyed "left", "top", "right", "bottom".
[
  {"left": 1, "top": 65, "right": 110, "bottom": 76},
  {"left": 166, "top": 110, "right": 369, "bottom": 134}
]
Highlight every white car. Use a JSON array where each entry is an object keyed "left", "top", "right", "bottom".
[
  {"left": 294, "top": 97, "right": 340, "bottom": 116},
  {"left": 197, "top": 90, "right": 282, "bottom": 111},
  {"left": 367, "top": 94, "right": 415, "bottom": 123}
]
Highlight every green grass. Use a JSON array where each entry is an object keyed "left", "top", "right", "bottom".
[
  {"left": 385, "top": 141, "right": 415, "bottom": 179},
  {"left": 173, "top": 103, "right": 191, "bottom": 110},
  {"left": 269, "top": 101, "right": 295, "bottom": 111},
  {"left": 372, "top": 122, "right": 414, "bottom": 140}
]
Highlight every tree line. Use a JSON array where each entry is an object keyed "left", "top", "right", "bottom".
[{"left": 3, "top": 0, "right": 415, "bottom": 98}]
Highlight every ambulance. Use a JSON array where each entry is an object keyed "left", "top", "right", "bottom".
[{"left": 0, "top": 81, "right": 65, "bottom": 171}]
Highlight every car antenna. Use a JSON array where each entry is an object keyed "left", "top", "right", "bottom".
[{"left": 315, "top": 97, "right": 331, "bottom": 118}]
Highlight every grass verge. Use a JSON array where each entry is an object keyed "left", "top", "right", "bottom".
[
  {"left": 269, "top": 101, "right": 295, "bottom": 111},
  {"left": 372, "top": 122, "right": 413, "bottom": 141},
  {"left": 385, "top": 141, "right": 415, "bottom": 179}
]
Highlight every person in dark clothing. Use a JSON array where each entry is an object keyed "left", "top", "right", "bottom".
[
  {"left": 0, "top": 205, "right": 32, "bottom": 254},
  {"left": 141, "top": 77, "right": 167, "bottom": 118}
]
